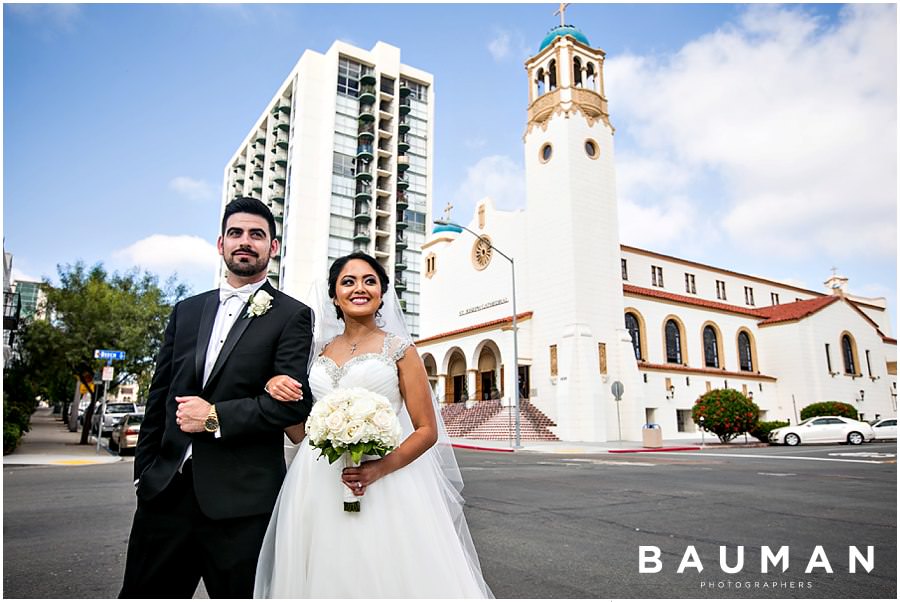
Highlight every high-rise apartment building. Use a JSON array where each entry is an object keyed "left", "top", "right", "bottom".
[{"left": 220, "top": 41, "right": 434, "bottom": 336}]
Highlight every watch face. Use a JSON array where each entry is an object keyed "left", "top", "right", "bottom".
[
  {"left": 471, "top": 236, "right": 493, "bottom": 271},
  {"left": 205, "top": 417, "right": 218, "bottom": 431}
]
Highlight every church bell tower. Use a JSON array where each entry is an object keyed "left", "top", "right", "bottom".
[{"left": 523, "top": 7, "right": 643, "bottom": 441}]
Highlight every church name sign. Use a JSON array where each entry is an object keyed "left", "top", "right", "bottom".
[{"left": 459, "top": 298, "right": 509, "bottom": 317}]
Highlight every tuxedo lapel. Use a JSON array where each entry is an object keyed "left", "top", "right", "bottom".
[
  {"left": 202, "top": 283, "right": 279, "bottom": 391},
  {"left": 194, "top": 292, "right": 219, "bottom": 385}
]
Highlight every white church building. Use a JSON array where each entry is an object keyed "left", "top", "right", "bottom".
[{"left": 417, "top": 24, "right": 897, "bottom": 442}]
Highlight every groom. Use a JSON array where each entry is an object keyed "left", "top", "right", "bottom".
[{"left": 120, "top": 197, "right": 313, "bottom": 598}]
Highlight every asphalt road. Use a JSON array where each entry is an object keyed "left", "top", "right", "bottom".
[{"left": 3, "top": 442, "right": 896, "bottom": 598}]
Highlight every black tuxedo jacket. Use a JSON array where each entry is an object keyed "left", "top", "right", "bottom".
[{"left": 134, "top": 282, "right": 313, "bottom": 520}]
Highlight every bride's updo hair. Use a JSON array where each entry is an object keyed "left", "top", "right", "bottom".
[{"left": 327, "top": 251, "right": 390, "bottom": 320}]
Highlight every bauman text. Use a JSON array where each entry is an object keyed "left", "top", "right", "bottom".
[{"left": 639, "top": 546, "right": 874, "bottom": 574}]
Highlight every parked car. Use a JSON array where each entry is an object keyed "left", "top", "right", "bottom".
[
  {"left": 92, "top": 402, "right": 138, "bottom": 436},
  {"left": 109, "top": 413, "right": 144, "bottom": 455},
  {"left": 870, "top": 418, "right": 897, "bottom": 440},
  {"left": 768, "top": 416, "right": 875, "bottom": 446}
]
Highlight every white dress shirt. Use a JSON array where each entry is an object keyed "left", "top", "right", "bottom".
[{"left": 180, "top": 279, "right": 267, "bottom": 471}]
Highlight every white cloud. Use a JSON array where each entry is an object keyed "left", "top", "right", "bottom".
[
  {"left": 7, "top": 4, "right": 82, "bottom": 34},
  {"left": 488, "top": 30, "right": 511, "bottom": 61},
  {"left": 606, "top": 4, "right": 897, "bottom": 264},
  {"left": 113, "top": 235, "right": 219, "bottom": 292},
  {"left": 453, "top": 155, "right": 526, "bottom": 215},
  {"left": 169, "top": 176, "right": 216, "bottom": 202}
]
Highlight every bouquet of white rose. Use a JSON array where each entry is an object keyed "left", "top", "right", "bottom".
[{"left": 305, "top": 387, "right": 403, "bottom": 512}]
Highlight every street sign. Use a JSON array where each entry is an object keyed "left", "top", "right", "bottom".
[
  {"left": 611, "top": 381, "right": 625, "bottom": 401},
  {"left": 101, "top": 366, "right": 114, "bottom": 382},
  {"left": 94, "top": 349, "right": 126, "bottom": 361}
]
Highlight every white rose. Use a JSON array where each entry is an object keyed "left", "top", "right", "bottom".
[
  {"left": 324, "top": 409, "right": 347, "bottom": 432},
  {"left": 372, "top": 409, "right": 395, "bottom": 431}
]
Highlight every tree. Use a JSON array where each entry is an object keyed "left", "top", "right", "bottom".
[
  {"left": 28, "top": 262, "right": 186, "bottom": 444},
  {"left": 691, "top": 389, "right": 760, "bottom": 444},
  {"left": 800, "top": 401, "right": 859, "bottom": 421}
]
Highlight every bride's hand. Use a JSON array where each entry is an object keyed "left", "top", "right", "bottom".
[
  {"left": 265, "top": 375, "right": 303, "bottom": 403},
  {"left": 341, "top": 459, "right": 387, "bottom": 497}
]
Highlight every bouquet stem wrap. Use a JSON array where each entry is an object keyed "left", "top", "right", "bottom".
[{"left": 343, "top": 455, "right": 361, "bottom": 512}]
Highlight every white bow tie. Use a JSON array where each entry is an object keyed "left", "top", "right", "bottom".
[{"left": 219, "top": 283, "right": 255, "bottom": 304}]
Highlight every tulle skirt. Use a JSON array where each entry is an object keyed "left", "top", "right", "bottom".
[{"left": 254, "top": 442, "right": 492, "bottom": 598}]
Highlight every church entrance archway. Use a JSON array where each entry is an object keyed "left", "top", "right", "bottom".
[
  {"left": 476, "top": 345, "right": 500, "bottom": 400},
  {"left": 446, "top": 350, "right": 467, "bottom": 403}
]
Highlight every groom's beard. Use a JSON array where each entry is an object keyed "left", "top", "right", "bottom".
[{"left": 225, "top": 248, "right": 270, "bottom": 278}]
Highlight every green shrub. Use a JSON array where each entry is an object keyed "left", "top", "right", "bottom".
[
  {"left": 800, "top": 401, "right": 858, "bottom": 421},
  {"left": 692, "top": 389, "right": 761, "bottom": 443},
  {"left": 3, "top": 422, "right": 22, "bottom": 456},
  {"left": 750, "top": 420, "right": 790, "bottom": 443}
]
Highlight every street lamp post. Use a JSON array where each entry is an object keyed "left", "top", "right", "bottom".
[{"left": 434, "top": 219, "right": 521, "bottom": 448}]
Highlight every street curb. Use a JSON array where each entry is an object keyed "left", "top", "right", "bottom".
[
  {"left": 608, "top": 446, "right": 702, "bottom": 453},
  {"left": 451, "top": 443, "right": 515, "bottom": 453}
]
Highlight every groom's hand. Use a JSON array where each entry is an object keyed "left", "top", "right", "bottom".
[{"left": 175, "top": 396, "right": 212, "bottom": 433}]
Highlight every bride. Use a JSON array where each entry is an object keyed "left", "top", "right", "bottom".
[{"left": 253, "top": 251, "right": 493, "bottom": 598}]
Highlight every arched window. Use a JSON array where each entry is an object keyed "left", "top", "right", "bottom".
[
  {"left": 703, "top": 325, "right": 719, "bottom": 368},
  {"left": 586, "top": 62, "right": 596, "bottom": 90},
  {"left": 665, "top": 320, "right": 682, "bottom": 364},
  {"left": 738, "top": 331, "right": 753, "bottom": 371},
  {"left": 842, "top": 334, "right": 856, "bottom": 374},
  {"left": 548, "top": 60, "right": 558, "bottom": 91},
  {"left": 536, "top": 68, "right": 545, "bottom": 96},
  {"left": 625, "top": 312, "right": 642, "bottom": 360},
  {"left": 573, "top": 56, "right": 583, "bottom": 87}
]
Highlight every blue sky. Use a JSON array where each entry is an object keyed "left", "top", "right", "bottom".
[{"left": 3, "top": 3, "right": 896, "bottom": 333}]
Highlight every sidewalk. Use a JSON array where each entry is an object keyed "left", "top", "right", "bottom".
[
  {"left": 3, "top": 406, "right": 122, "bottom": 466},
  {"left": 7, "top": 407, "right": 767, "bottom": 463}
]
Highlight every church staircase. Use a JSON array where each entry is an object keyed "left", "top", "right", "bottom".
[{"left": 441, "top": 399, "right": 559, "bottom": 441}]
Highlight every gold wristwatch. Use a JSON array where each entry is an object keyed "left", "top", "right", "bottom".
[{"left": 204, "top": 405, "right": 219, "bottom": 433}]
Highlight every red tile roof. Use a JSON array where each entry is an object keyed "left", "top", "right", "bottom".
[
  {"left": 755, "top": 295, "right": 839, "bottom": 325},
  {"left": 415, "top": 312, "right": 534, "bottom": 346},
  {"left": 623, "top": 284, "right": 768, "bottom": 318},
  {"left": 638, "top": 361, "right": 777, "bottom": 381}
]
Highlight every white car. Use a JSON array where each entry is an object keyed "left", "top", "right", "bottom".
[
  {"left": 871, "top": 418, "right": 897, "bottom": 440},
  {"left": 768, "top": 416, "right": 875, "bottom": 446}
]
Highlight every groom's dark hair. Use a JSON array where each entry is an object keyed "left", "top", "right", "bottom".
[
  {"left": 328, "top": 252, "right": 390, "bottom": 320},
  {"left": 222, "top": 197, "right": 277, "bottom": 240}
]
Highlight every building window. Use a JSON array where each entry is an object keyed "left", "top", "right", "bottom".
[
  {"left": 842, "top": 334, "right": 856, "bottom": 375},
  {"left": 550, "top": 344, "right": 558, "bottom": 377},
  {"left": 684, "top": 273, "right": 696, "bottom": 294},
  {"left": 621, "top": 258, "right": 628, "bottom": 281},
  {"left": 677, "top": 410, "right": 694, "bottom": 433},
  {"left": 540, "top": 143, "right": 552, "bottom": 163},
  {"left": 425, "top": 253, "right": 436, "bottom": 279},
  {"left": 703, "top": 325, "right": 720, "bottom": 368},
  {"left": 865, "top": 349, "right": 873, "bottom": 378},
  {"left": 771, "top": 292, "right": 780, "bottom": 305},
  {"left": 337, "top": 57, "right": 363, "bottom": 97},
  {"left": 825, "top": 343, "right": 833, "bottom": 373},
  {"left": 716, "top": 280, "right": 727, "bottom": 300},
  {"left": 665, "top": 319, "right": 682, "bottom": 364},
  {"left": 584, "top": 139, "right": 599, "bottom": 159},
  {"left": 651, "top": 266, "right": 664, "bottom": 287},
  {"left": 598, "top": 342, "right": 607, "bottom": 374},
  {"left": 738, "top": 331, "right": 754, "bottom": 371},
  {"left": 625, "top": 312, "right": 642, "bottom": 360},
  {"left": 744, "top": 286, "right": 755, "bottom": 306}
]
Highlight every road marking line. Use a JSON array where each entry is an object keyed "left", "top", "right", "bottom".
[
  {"left": 621, "top": 451, "right": 887, "bottom": 464},
  {"left": 757, "top": 472, "right": 797, "bottom": 476}
]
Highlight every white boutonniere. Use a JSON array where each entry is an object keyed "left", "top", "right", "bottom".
[{"left": 246, "top": 290, "right": 273, "bottom": 318}]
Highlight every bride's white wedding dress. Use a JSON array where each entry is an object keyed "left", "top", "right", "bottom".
[{"left": 254, "top": 334, "right": 492, "bottom": 598}]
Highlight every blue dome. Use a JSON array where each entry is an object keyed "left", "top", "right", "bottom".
[
  {"left": 432, "top": 223, "right": 463, "bottom": 235},
  {"left": 539, "top": 25, "right": 590, "bottom": 51}
]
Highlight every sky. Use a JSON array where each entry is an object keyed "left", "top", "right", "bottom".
[{"left": 3, "top": 2, "right": 897, "bottom": 333}]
